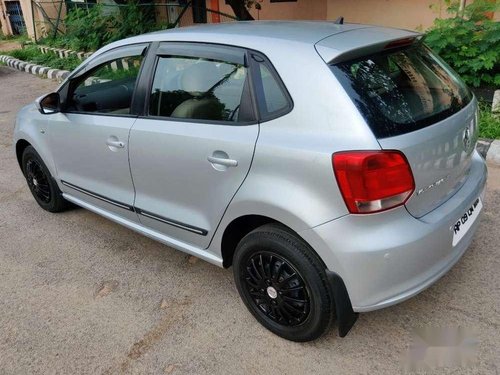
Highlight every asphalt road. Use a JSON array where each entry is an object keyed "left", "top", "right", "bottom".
[{"left": 1, "top": 66, "right": 500, "bottom": 375}]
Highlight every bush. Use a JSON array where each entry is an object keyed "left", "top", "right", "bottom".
[
  {"left": 63, "top": 5, "right": 112, "bottom": 52},
  {"left": 6, "top": 45, "right": 81, "bottom": 71},
  {"left": 107, "top": 2, "right": 159, "bottom": 43},
  {"left": 425, "top": 0, "right": 500, "bottom": 88},
  {"left": 478, "top": 102, "right": 500, "bottom": 139},
  {"left": 38, "top": 2, "right": 172, "bottom": 52}
]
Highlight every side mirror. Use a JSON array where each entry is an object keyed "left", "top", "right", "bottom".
[{"left": 36, "top": 92, "right": 60, "bottom": 114}]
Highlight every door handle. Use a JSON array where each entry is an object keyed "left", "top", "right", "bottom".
[
  {"left": 106, "top": 139, "right": 125, "bottom": 148},
  {"left": 207, "top": 156, "right": 238, "bottom": 167}
]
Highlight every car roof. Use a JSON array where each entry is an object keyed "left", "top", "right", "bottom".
[
  {"left": 146, "top": 21, "right": 370, "bottom": 44},
  {"left": 95, "top": 21, "right": 420, "bottom": 63}
]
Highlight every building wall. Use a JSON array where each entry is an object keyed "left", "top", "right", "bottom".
[
  {"left": 327, "top": 0, "right": 447, "bottom": 30},
  {"left": 0, "top": 0, "right": 43, "bottom": 38},
  {"left": 1, "top": 0, "right": 67, "bottom": 39},
  {"left": 217, "top": 0, "right": 327, "bottom": 21},
  {"left": 216, "top": 0, "right": 497, "bottom": 31},
  {"left": 32, "top": 0, "right": 67, "bottom": 39},
  {"left": 23, "top": 0, "right": 39, "bottom": 39},
  {"left": 2, "top": 0, "right": 498, "bottom": 39},
  {"left": 1, "top": 1, "right": 13, "bottom": 35}
]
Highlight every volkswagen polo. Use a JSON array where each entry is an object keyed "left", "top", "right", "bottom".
[{"left": 13, "top": 21, "right": 487, "bottom": 342}]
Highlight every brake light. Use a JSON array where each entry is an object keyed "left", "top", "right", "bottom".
[
  {"left": 332, "top": 151, "right": 415, "bottom": 214},
  {"left": 384, "top": 37, "right": 416, "bottom": 50}
]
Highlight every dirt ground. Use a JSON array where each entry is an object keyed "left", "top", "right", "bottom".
[
  {"left": 1, "top": 66, "right": 500, "bottom": 374},
  {"left": 0, "top": 40, "right": 22, "bottom": 52}
]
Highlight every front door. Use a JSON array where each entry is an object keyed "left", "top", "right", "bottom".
[
  {"left": 5, "top": 1, "right": 26, "bottom": 35},
  {"left": 129, "top": 43, "right": 258, "bottom": 248},
  {"left": 49, "top": 44, "right": 148, "bottom": 221}
]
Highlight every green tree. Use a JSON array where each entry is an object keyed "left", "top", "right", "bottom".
[{"left": 425, "top": 0, "right": 500, "bottom": 87}]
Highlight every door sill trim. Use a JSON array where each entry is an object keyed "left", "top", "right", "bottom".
[
  {"left": 135, "top": 208, "right": 208, "bottom": 236},
  {"left": 61, "top": 181, "right": 208, "bottom": 236},
  {"left": 62, "top": 193, "right": 222, "bottom": 266},
  {"left": 61, "top": 180, "right": 134, "bottom": 211}
]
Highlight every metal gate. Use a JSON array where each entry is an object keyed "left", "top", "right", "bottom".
[{"left": 6, "top": 1, "right": 26, "bottom": 35}]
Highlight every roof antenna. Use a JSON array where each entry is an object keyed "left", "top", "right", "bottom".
[{"left": 334, "top": 16, "right": 344, "bottom": 25}]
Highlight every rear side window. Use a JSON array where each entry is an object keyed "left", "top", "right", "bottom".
[
  {"left": 331, "top": 45, "right": 472, "bottom": 138},
  {"left": 252, "top": 55, "right": 292, "bottom": 121}
]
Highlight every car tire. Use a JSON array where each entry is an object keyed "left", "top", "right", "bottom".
[
  {"left": 233, "top": 223, "right": 333, "bottom": 342},
  {"left": 22, "top": 146, "right": 71, "bottom": 213}
]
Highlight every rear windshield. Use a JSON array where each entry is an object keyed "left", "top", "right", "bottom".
[{"left": 331, "top": 44, "right": 472, "bottom": 138}]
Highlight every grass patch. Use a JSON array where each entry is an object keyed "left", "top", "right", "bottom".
[
  {"left": 2, "top": 45, "right": 81, "bottom": 71},
  {"left": 0, "top": 33, "right": 29, "bottom": 43},
  {"left": 478, "top": 102, "right": 500, "bottom": 139}
]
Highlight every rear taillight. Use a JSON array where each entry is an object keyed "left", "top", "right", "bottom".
[{"left": 332, "top": 151, "right": 415, "bottom": 214}]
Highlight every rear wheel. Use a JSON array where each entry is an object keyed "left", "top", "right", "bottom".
[
  {"left": 233, "top": 224, "right": 333, "bottom": 342},
  {"left": 22, "top": 146, "right": 70, "bottom": 212}
]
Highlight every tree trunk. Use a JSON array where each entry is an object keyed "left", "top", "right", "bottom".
[{"left": 225, "top": 0, "right": 254, "bottom": 21}]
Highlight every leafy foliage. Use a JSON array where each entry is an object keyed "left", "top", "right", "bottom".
[
  {"left": 5, "top": 45, "right": 81, "bottom": 71},
  {"left": 478, "top": 101, "right": 500, "bottom": 139},
  {"left": 0, "top": 32, "right": 30, "bottom": 43},
  {"left": 56, "top": 5, "right": 112, "bottom": 52},
  {"left": 425, "top": 0, "right": 500, "bottom": 88},
  {"left": 39, "top": 2, "right": 171, "bottom": 52},
  {"left": 107, "top": 2, "right": 168, "bottom": 44}
]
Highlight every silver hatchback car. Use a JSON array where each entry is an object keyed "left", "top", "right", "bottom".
[{"left": 14, "top": 21, "right": 487, "bottom": 342}]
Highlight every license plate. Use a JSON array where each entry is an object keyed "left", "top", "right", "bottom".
[{"left": 452, "top": 197, "right": 483, "bottom": 246}]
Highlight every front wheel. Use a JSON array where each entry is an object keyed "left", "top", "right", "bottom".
[
  {"left": 22, "top": 146, "right": 71, "bottom": 213},
  {"left": 233, "top": 224, "right": 333, "bottom": 342}
]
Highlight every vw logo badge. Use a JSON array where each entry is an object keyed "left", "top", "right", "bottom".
[{"left": 463, "top": 121, "right": 473, "bottom": 150}]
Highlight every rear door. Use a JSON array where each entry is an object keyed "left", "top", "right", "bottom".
[
  {"left": 129, "top": 43, "right": 258, "bottom": 248},
  {"left": 330, "top": 43, "right": 477, "bottom": 217}
]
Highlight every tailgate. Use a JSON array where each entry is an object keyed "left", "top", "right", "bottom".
[
  {"left": 327, "top": 38, "right": 477, "bottom": 217},
  {"left": 379, "top": 100, "right": 478, "bottom": 217}
]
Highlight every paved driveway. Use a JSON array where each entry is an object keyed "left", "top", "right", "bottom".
[{"left": 1, "top": 66, "right": 500, "bottom": 374}]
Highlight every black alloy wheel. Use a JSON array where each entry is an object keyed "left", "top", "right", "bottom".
[
  {"left": 243, "top": 251, "right": 310, "bottom": 326},
  {"left": 234, "top": 224, "right": 333, "bottom": 342},
  {"left": 25, "top": 158, "right": 51, "bottom": 204}
]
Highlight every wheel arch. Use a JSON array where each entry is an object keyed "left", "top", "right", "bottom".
[
  {"left": 220, "top": 214, "right": 328, "bottom": 270},
  {"left": 221, "top": 214, "right": 277, "bottom": 268},
  {"left": 16, "top": 139, "right": 32, "bottom": 171},
  {"left": 14, "top": 129, "right": 58, "bottom": 181}
]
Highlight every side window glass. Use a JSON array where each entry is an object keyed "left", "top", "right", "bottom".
[
  {"left": 255, "top": 61, "right": 290, "bottom": 119},
  {"left": 68, "top": 55, "right": 144, "bottom": 114},
  {"left": 149, "top": 56, "right": 248, "bottom": 122}
]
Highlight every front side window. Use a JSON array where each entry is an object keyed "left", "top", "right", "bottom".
[
  {"left": 149, "top": 56, "right": 248, "bottom": 122},
  {"left": 67, "top": 55, "right": 144, "bottom": 114},
  {"left": 331, "top": 45, "right": 472, "bottom": 138}
]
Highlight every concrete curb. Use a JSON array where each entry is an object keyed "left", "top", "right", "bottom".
[
  {"left": 486, "top": 140, "right": 500, "bottom": 165},
  {"left": 37, "top": 45, "right": 93, "bottom": 61},
  {"left": 0, "top": 55, "right": 70, "bottom": 82}
]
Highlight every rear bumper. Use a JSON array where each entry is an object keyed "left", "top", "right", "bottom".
[{"left": 300, "top": 150, "right": 487, "bottom": 312}]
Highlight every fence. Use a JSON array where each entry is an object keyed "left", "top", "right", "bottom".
[{"left": 30, "top": 0, "right": 238, "bottom": 43}]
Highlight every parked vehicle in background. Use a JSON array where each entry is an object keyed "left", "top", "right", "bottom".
[{"left": 14, "top": 22, "right": 487, "bottom": 341}]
